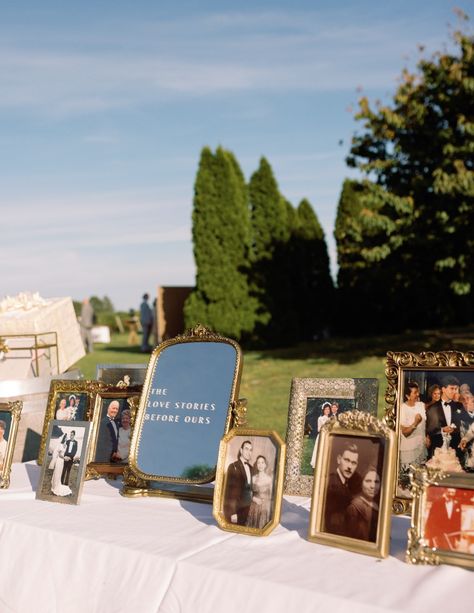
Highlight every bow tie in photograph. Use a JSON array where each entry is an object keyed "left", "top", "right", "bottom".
[{"left": 443, "top": 401, "right": 452, "bottom": 407}]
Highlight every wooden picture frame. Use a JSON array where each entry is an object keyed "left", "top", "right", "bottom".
[
  {"left": 87, "top": 390, "right": 140, "bottom": 479},
  {"left": 36, "top": 420, "right": 91, "bottom": 505},
  {"left": 284, "top": 378, "right": 378, "bottom": 496},
  {"left": 213, "top": 429, "right": 286, "bottom": 536},
  {"left": 407, "top": 467, "right": 474, "bottom": 570},
  {"left": 0, "top": 401, "right": 22, "bottom": 489},
  {"left": 385, "top": 351, "right": 474, "bottom": 514},
  {"left": 308, "top": 411, "right": 396, "bottom": 558},
  {"left": 38, "top": 379, "right": 105, "bottom": 465}
]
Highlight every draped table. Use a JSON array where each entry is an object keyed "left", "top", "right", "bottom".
[{"left": 0, "top": 462, "right": 471, "bottom": 613}]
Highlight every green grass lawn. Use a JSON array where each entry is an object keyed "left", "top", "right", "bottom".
[{"left": 73, "top": 327, "right": 474, "bottom": 440}]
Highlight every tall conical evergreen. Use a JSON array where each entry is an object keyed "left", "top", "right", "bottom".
[
  {"left": 292, "top": 198, "right": 334, "bottom": 339},
  {"left": 249, "top": 157, "right": 292, "bottom": 344},
  {"left": 184, "top": 146, "right": 257, "bottom": 339}
]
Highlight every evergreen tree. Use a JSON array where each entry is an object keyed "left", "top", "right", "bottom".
[
  {"left": 248, "top": 157, "right": 292, "bottom": 344},
  {"left": 184, "top": 146, "right": 257, "bottom": 339},
  {"left": 292, "top": 198, "right": 334, "bottom": 339},
  {"left": 344, "top": 17, "right": 474, "bottom": 330}
]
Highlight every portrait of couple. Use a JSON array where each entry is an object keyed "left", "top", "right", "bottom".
[
  {"left": 37, "top": 421, "right": 90, "bottom": 505},
  {"left": 94, "top": 398, "right": 132, "bottom": 464},
  {"left": 322, "top": 435, "right": 384, "bottom": 543},
  {"left": 223, "top": 437, "right": 276, "bottom": 530}
]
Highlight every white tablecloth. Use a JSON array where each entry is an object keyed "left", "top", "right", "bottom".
[
  {"left": 0, "top": 297, "right": 84, "bottom": 373},
  {"left": 0, "top": 463, "right": 471, "bottom": 613}
]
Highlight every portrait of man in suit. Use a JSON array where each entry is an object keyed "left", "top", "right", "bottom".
[
  {"left": 60, "top": 430, "right": 78, "bottom": 486},
  {"left": 426, "top": 375, "right": 466, "bottom": 463},
  {"left": 95, "top": 400, "right": 121, "bottom": 463},
  {"left": 323, "top": 441, "right": 360, "bottom": 536},
  {"left": 223, "top": 439, "right": 253, "bottom": 525},
  {"left": 424, "top": 487, "right": 462, "bottom": 550}
]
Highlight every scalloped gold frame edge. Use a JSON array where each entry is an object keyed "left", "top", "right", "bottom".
[
  {"left": 308, "top": 410, "right": 396, "bottom": 558},
  {"left": 385, "top": 350, "right": 474, "bottom": 515}
]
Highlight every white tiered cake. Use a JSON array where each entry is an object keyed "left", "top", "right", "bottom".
[{"left": 426, "top": 446, "right": 464, "bottom": 472}]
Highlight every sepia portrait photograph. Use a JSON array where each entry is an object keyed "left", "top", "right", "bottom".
[
  {"left": 284, "top": 378, "right": 378, "bottom": 496},
  {"left": 37, "top": 420, "right": 91, "bottom": 505},
  {"left": 213, "top": 429, "right": 285, "bottom": 536},
  {"left": 389, "top": 361, "right": 474, "bottom": 504},
  {"left": 309, "top": 411, "right": 395, "bottom": 557}
]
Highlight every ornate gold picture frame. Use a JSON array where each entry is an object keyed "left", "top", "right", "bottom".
[
  {"left": 213, "top": 428, "right": 286, "bottom": 536},
  {"left": 123, "top": 325, "right": 244, "bottom": 502},
  {"left": 87, "top": 390, "right": 140, "bottom": 479},
  {"left": 385, "top": 351, "right": 474, "bottom": 514},
  {"left": 0, "top": 401, "right": 22, "bottom": 489},
  {"left": 407, "top": 467, "right": 474, "bottom": 570},
  {"left": 38, "top": 379, "right": 105, "bottom": 465},
  {"left": 308, "top": 411, "right": 396, "bottom": 558},
  {"left": 284, "top": 378, "right": 378, "bottom": 496}
]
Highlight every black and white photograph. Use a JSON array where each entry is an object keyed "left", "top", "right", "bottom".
[
  {"left": 37, "top": 420, "right": 91, "bottom": 505},
  {"left": 213, "top": 429, "right": 286, "bottom": 536}
]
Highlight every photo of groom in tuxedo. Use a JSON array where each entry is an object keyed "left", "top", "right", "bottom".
[
  {"left": 61, "top": 430, "right": 78, "bottom": 486},
  {"left": 224, "top": 440, "right": 253, "bottom": 525},
  {"left": 426, "top": 375, "right": 466, "bottom": 464},
  {"left": 95, "top": 400, "right": 121, "bottom": 463}
]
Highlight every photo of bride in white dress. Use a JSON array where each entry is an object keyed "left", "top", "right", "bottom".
[
  {"left": 37, "top": 420, "right": 91, "bottom": 505},
  {"left": 49, "top": 435, "right": 73, "bottom": 497}
]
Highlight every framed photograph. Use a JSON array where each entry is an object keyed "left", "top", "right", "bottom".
[
  {"left": 0, "top": 401, "right": 22, "bottom": 489},
  {"left": 95, "top": 363, "right": 147, "bottom": 388},
  {"left": 308, "top": 411, "right": 396, "bottom": 558},
  {"left": 87, "top": 390, "right": 140, "bottom": 478},
  {"left": 407, "top": 467, "right": 474, "bottom": 570},
  {"left": 284, "top": 378, "right": 378, "bottom": 496},
  {"left": 385, "top": 351, "right": 474, "bottom": 514},
  {"left": 213, "top": 429, "right": 286, "bottom": 536},
  {"left": 38, "top": 380, "right": 105, "bottom": 465},
  {"left": 36, "top": 420, "right": 91, "bottom": 505}
]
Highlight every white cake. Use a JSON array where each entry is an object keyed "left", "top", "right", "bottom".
[{"left": 426, "top": 447, "right": 464, "bottom": 472}]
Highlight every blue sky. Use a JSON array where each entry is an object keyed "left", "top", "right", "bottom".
[{"left": 1, "top": 1, "right": 464, "bottom": 310}]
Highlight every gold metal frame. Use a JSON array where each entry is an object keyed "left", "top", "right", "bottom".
[
  {"left": 308, "top": 410, "right": 396, "bottom": 558},
  {"left": 213, "top": 428, "right": 286, "bottom": 536},
  {"left": 38, "top": 379, "right": 106, "bottom": 465},
  {"left": 123, "top": 324, "right": 244, "bottom": 501},
  {"left": 0, "top": 401, "right": 22, "bottom": 488},
  {"left": 385, "top": 350, "right": 474, "bottom": 515},
  {"left": 284, "top": 378, "right": 378, "bottom": 496},
  {"left": 407, "top": 467, "right": 474, "bottom": 569},
  {"left": 86, "top": 391, "right": 140, "bottom": 479}
]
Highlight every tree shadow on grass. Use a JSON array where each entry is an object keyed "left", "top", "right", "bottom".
[{"left": 248, "top": 326, "right": 474, "bottom": 365}]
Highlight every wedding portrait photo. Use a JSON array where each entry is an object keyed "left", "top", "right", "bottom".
[
  {"left": 395, "top": 367, "right": 474, "bottom": 499},
  {"left": 37, "top": 420, "right": 91, "bottom": 505},
  {"left": 54, "top": 392, "right": 87, "bottom": 421},
  {"left": 213, "top": 430, "right": 285, "bottom": 536}
]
